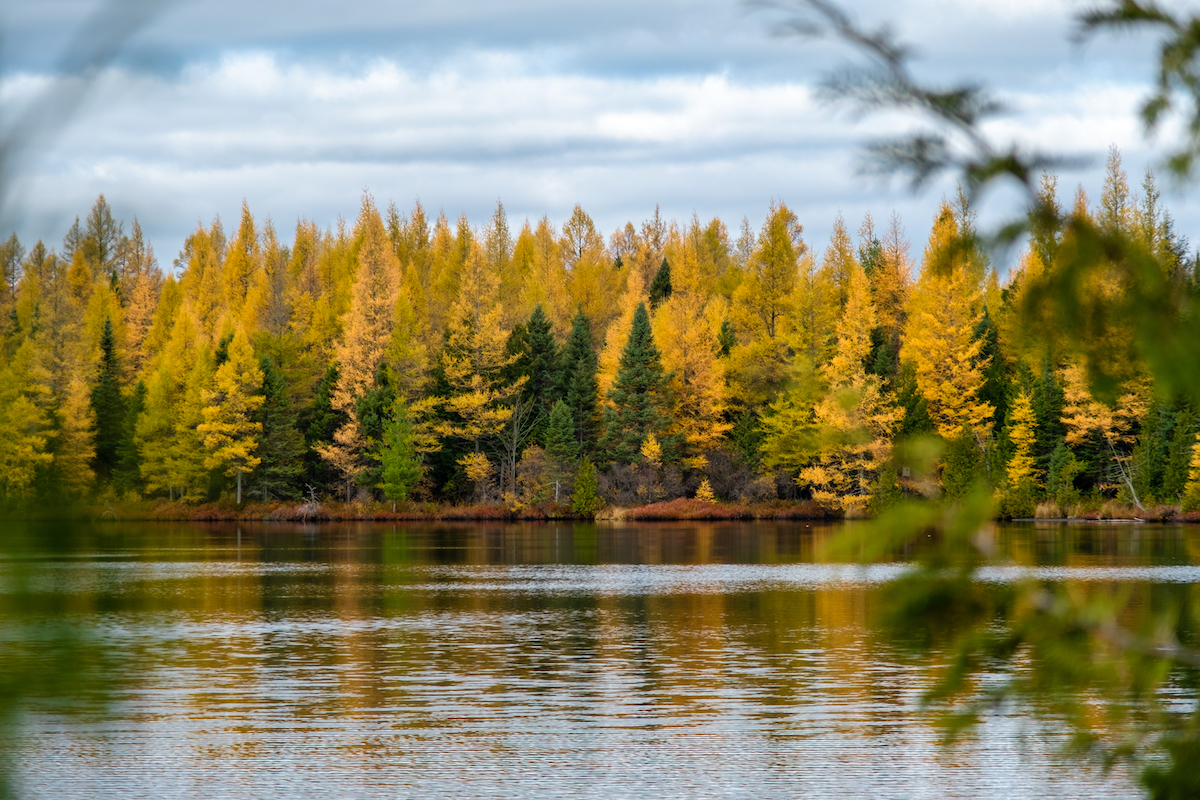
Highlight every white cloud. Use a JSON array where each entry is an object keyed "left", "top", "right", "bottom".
[{"left": 4, "top": 4, "right": 1198, "bottom": 272}]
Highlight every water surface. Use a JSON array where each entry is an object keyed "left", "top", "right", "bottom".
[{"left": 4, "top": 520, "right": 1196, "bottom": 799}]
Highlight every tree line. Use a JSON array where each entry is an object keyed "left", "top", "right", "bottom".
[{"left": 2, "top": 147, "right": 1199, "bottom": 514}]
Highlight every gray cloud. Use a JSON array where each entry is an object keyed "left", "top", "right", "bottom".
[{"left": 3, "top": 0, "right": 1197, "bottom": 270}]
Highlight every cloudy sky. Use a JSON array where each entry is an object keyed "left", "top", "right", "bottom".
[{"left": 1, "top": 0, "right": 1192, "bottom": 269}]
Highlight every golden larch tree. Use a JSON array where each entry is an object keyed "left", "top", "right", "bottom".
[
  {"left": 199, "top": 327, "right": 264, "bottom": 504},
  {"left": 798, "top": 260, "right": 902, "bottom": 513},
  {"left": 900, "top": 202, "right": 993, "bottom": 438}
]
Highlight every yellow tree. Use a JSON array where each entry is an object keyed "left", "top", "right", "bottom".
[
  {"left": 728, "top": 201, "right": 804, "bottom": 406},
  {"left": 900, "top": 202, "right": 993, "bottom": 439},
  {"left": 519, "top": 217, "right": 571, "bottom": 337},
  {"left": 0, "top": 341, "right": 54, "bottom": 502},
  {"left": 316, "top": 196, "right": 401, "bottom": 498},
  {"left": 1061, "top": 362, "right": 1150, "bottom": 508},
  {"left": 199, "top": 327, "right": 264, "bottom": 504},
  {"left": 437, "top": 240, "right": 524, "bottom": 454},
  {"left": 652, "top": 234, "right": 730, "bottom": 468},
  {"left": 1183, "top": 435, "right": 1200, "bottom": 512},
  {"left": 1005, "top": 388, "right": 1039, "bottom": 488},
  {"left": 222, "top": 202, "right": 261, "bottom": 323},
  {"left": 564, "top": 205, "right": 622, "bottom": 339},
  {"left": 798, "top": 261, "right": 902, "bottom": 513},
  {"left": 597, "top": 266, "right": 646, "bottom": 402},
  {"left": 53, "top": 368, "right": 97, "bottom": 497}
]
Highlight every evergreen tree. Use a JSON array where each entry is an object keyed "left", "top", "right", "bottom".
[
  {"left": 355, "top": 364, "right": 397, "bottom": 492},
  {"left": 379, "top": 395, "right": 422, "bottom": 510},
  {"left": 251, "top": 357, "right": 307, "bottom": 501},
  {"left": 560, "top": 309, "right": 599, "bottom": 452},
  {"left": 300, "top": 365, "right": 347, "bottom": 494},
  {"left": 648, "top": 257, "right": 672, "bottom": 309},
  {"left": 600, "top": 303, "right": 675, "bottom": 464},
  {"left": 974, "top": 309, "right": 1010, "bottom": 431},
  {"left": 571, "top": 457, "right": 604, "bottom": 516},
  {"left": 522, "top": 305, "right": 560, "bottom": 428},
  {"left": 717, "top": 319, "right": 736, "bottom": 357},
  {"left": 1163, "top": 410, "right": 1196, "bottom": 502},
  {"left": 1031, "top": 357, "right": 1067, "bottom": 474},
  {"left": 90, "top": 317, "right": 126, "bottom": 483},
  {"left": 112, "top": 380, "right": 146, "bottom": 497},
  {"left": 942, "top": 427, "right": 984, "bottom": 501},
  {"left": 544, "top": 399, "right": 578, "bottom": 464}
]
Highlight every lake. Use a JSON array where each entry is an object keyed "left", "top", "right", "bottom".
[{"left": 2, "top": 519, "right": 1196, "bottom": 799}]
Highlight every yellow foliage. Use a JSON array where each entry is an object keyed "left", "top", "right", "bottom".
[
  {"left": 798, "top": 262, "right": 902, "bottom": 510},
  {"left": 1005, "top": 389, "right": 1039, "bottom": 488},
  {"left": 640, "top": 433, "right": 663, "bottom": 468},
  {"left": 901, "top": 203, "right": 993, "bottom": 438}
]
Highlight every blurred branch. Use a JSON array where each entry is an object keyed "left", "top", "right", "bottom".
[{"left": 0, "top": 0, "right": 168, "bottom": 226}]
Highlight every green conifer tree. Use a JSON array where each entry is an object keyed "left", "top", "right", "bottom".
[
  {"left": 545, "top": 399, "right": 578, "bottom": 464},
  {"left": 600, "top": 303, "right": 675, "bottom": 464},
  {"left": 717, "top": 319, "right": 736, "bottom": 358},
  {"left": 571, "top": 457, "right": 604, "bottom": 516},
  {"left": 560, "top": 309, "right": 599, "bottom": 452},
  {"left": 112, "top": 380, "right": 146, "bottom": 497},
  {"left": 523, "top": 305, "right": 561, "bottom": 427},
  {"left": 379, "top": 395, "right": 422, "bottom": 510},
  {"left": 300, "top": 364, "right": 348, "bottom": 493},
  {"left": 648, "top": 257, "right": 672, "bottom": 309},
  {"left": 942, "top": 427, "right": 984, "bottom": 501},
  {"left": 90, "top": 316, "right": 126, "bottom": 483},
  {"left": 251, "top": 357, "right": 307, "bottom": 501}
]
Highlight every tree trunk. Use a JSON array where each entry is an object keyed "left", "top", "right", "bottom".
[{"left": 236, "top": 471, "right": 242, "bottom": 505}]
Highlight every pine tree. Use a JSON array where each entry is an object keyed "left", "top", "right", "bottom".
[
  {"left": 943, "top": 427, "right": 984, "bottom": 501},
  {"left": 198, "top": 328, "right": 264, "bottom": 504},
  {"left": 112, "top": 380, "right": 146, "bottom": 497},
  {"left": 379, "top": 395, "right": 422, "bottom": 510},
  {"left": 1163, "top": 410, "right": 1196, "bottom": 502},
  {"left": 545, "top": 399, "right": 578, "bottom": 464},
  {"left": 523, "top": 305, "right": 561, "bottom": 433},
  {"left": 560, "top": 309, "right": 599, "bottom": 452},
  {"left": 251, "top": 357, "right": 307, "bottom": 501},
  {"left": 90, "top": 316, "right": 126, "bottom": 483},
  {"left": 1182, "top": 434, "right": 1200, "bottom": 512},
  {"left": 600, "top": 303, "right": 675, "bottom": 464},
  {"left": 648, "top": 258, "right": 672, "bottom": 309},
  {"left": 571, "top": 457, "right": 604, "bottom": 516}
]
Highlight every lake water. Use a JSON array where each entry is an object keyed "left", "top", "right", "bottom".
[{"left": 3, "top": 519, "right": 1197, "bottom": 799}]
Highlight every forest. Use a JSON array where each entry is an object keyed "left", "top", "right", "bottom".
[{"left": 2, "top": 147, "right": 1199, "bottom": 518}]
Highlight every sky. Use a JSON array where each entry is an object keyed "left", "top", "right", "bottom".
[{"left": 1, "top": 0, "right": 1194, "bottom": 272}]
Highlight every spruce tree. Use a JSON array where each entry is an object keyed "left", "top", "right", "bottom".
[
  {"left": 560, "top": 309, "right": 599, "bottom": 452},
  {"left": 300, "top": 364, "right": 347, "bottom": 493},
  {"left": 90, "top": 316, "right": 126, "bottom": 483},
  {"left": 523, "top": 305, "right": 560, "bottom": 427},
  {"left": 251, "top": 357, "right": 307, "bottom": 501},
  {"left": 545, "top": 399, "right": 577, "bottom": 464},
  {"left": 942, "top": 427, "right": 984, "bottom": 501},
  {"left": 1163, "top": 410, "right": 1196, "bottom": 502},
  {"left": 973, "top": 309, "right": 1009, "bottom": 432},
  {"left": 355, "top": 364, "right": 397, "bottom": 492},
  {"left": 379, "top": 395, "right": 422, "bottom": 510},
  {"left": 648, "top": 257, "right": 672, "bottom": 309},
  {"left": 1032, "top": 358, "right": 1066, "bottom": 474},
  {"left": 600, "top": 302, "right": 674, "bottom": 464},
  {"left": 717, "top": 319, "right": 736, "bottom": 358},
  {"left": 112, "top": 380, "right": 146, "bottom": 497}
]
